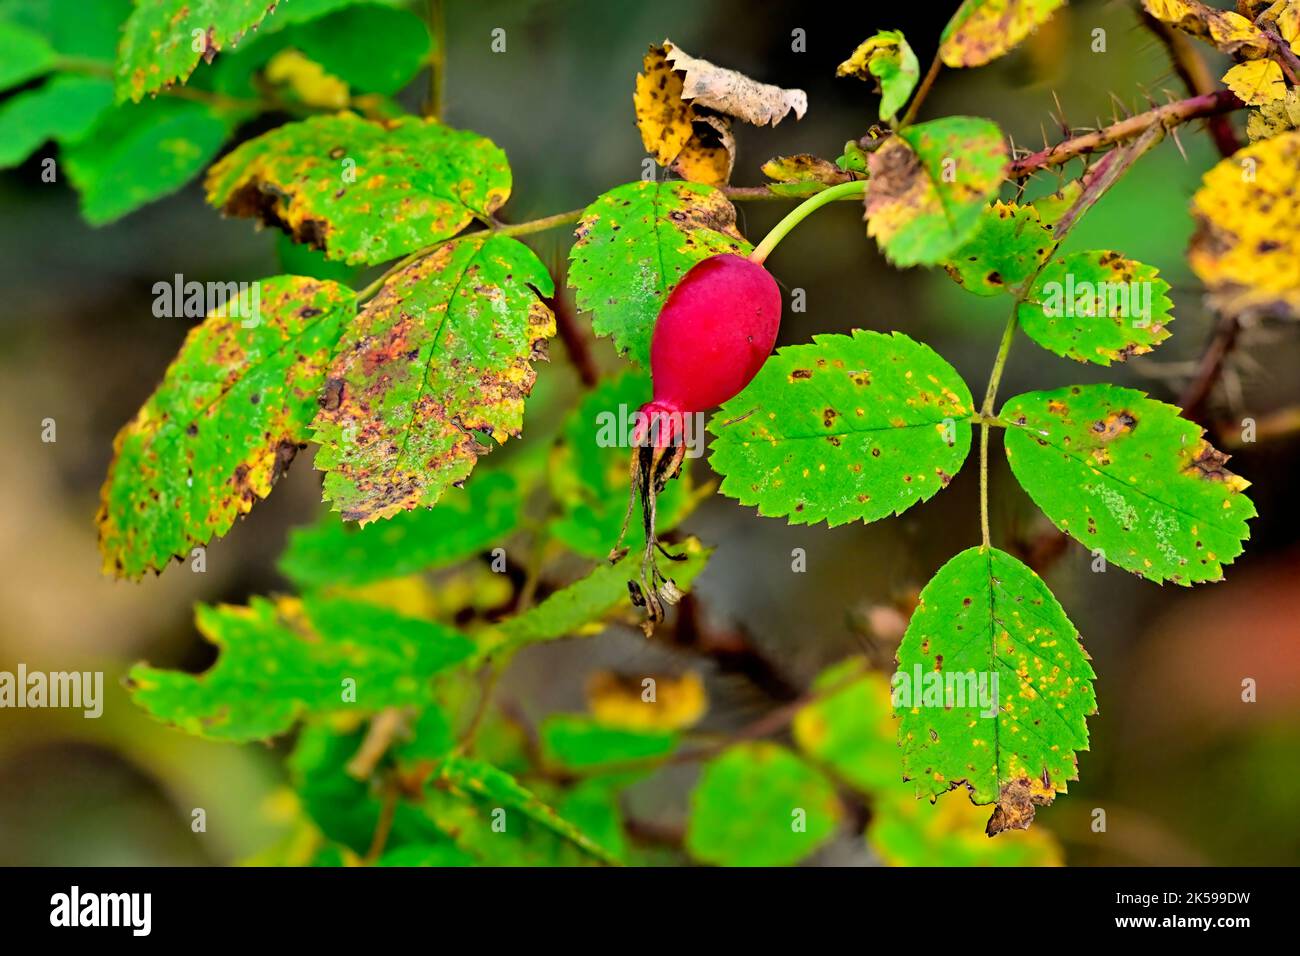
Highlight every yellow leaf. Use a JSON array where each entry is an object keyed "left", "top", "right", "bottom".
[
  {"left": 1246, "top": 88, "right": 1300, "bottom": 141},
  {"left": 1189, "top": 131, "right": 1300, "bottom": 319},
  {"left": 634, "top": 46, "right": 695, "bottom": 168},
  {"left": 939, "top": 0, "right": 1067, "bottom": 69},
  {"left": 586, "top": 670, "right": 707, "bottom": 731},
  {"left": 264, "top": 49, "right": 350, "bottom": 110},
  {"left": 1223, "top": 59, "right": 1287, "bottom": 105},
  {"left": 1142, "top": 0, "right": 1271, "bottom": 56}
]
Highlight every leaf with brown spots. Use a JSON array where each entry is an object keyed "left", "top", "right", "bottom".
[
  {"left": 568, "top": 180, "right": 749, "bottom": 366},
  {"left": 1188, "top": 131, "right": 1300, "bottom": 320},
  {"left": 97, "top": 275, "right": 354, "bottom": 578},
  {"left": 942, "top": 200, "right": 1057, "bottom": 297},
  {"left": 1002, "top": 384, "right": 1256, "bottom": 584},
  {"left": 896, "top": 546, "right": 1096, "bottom": 836},
  {"left": 939, "top": 0, "right": 1067, "bottom": 68},
  {"left": 709, "top": 330, "right": 975, "bottom": 527},
  {"left": 205, "top": 114, "right": 511, "bottom": 266},
  {"left": 761, "top": 153, "right": 857, "bottom": 198},
  {"left": 1141, "top": 0, "right": 1271, "bottom": 57},
  {"left": 1017, "top": 250, "right": 1175, "bottom": 365},
  {"left": 866, "top": 116, "right": 1009, "bottom": 267},
  {"left": 837, "top": 30, "right": 920, "bottom": 121},
  {"left": 116, "top": 0, "right": 282, "bottom": 103},
  {"left": 312, "top": 234, "right": 555, "bottom": 524}
]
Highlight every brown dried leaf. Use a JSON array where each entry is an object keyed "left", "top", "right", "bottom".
[{"left": 663, "top": 41, "right": 807, "bottom": 126}]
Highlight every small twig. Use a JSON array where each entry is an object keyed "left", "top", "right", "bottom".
[
  {"left": 548, "top": 291, "right": 600, "bottom": 389},
  {"left": 424, "top": 0, "right": 446, "bottom": 120},
  {"left": 363, "top": 776, "right": 400, "bottom": 863},
  {"left": 346, "top": 707, "right": 408, "bottom": 780},
  {"left": 1179, "top": 312, "right": 1241, "bottom": 425},
  {"left": 899, "top": 50, "right": 943, "bottom": 128},
  {"left": 1140, "top": 10, "right": 1240, "bottom": 157}
]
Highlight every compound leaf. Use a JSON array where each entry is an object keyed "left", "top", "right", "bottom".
[
  {"left": 709, "top": 330, "right": 974, "bottom": 527},
  {"left": 1001, "top": 384, "right": 1256, "bottom": 583},
  {"left": 129, "top": 595, "right": 476, "bottom": 742},
  {"left": 896, "top": 546, "right": 1096, "bottom": 835},
  {"left": 867, "top": 117, "right": 1009, "bottom": 266},
  {"left": 1188, "top": 131, "right": 1300, "bottom": 319},
  {"left": 98, "top": 276, "right": 354, "bottom": 578},
  {"left": 312, "top": 234, "right": 555, "bottom": 524},
  {"left": 943, "top": 201, "right": 1056, "bottom": 297},
  {"left": 205, "top": 114, "right": 511, "bottom": 265},
  {"left": 115, "top": 0, "right": 283, "bottom": 102},
  {"left": 940, "top": 0, "right": 1067, "bottom": 68},
  {"left": 279, "top": 471, "right": 522, "bottom": 588},
  {"left": 1017, "top": 251, "right": 1174, "bottom": 365},
  {"left": 686, "top": 742, "right": 842, "bottom": 866},
  {"left": 568, "top": 180, "right": 749, "bottom": 366}
]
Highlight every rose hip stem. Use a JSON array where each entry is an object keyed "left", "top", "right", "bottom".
[{"left": 747, "top": 180, "right": 868, "bottom": 265}]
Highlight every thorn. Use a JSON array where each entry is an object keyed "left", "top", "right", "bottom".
[
  {"left": 1051, "top": 90, "right": 1069, "bottom": 135},
  {"left": 1170, "top": 126, "right": 1189, "bottom": 162}
]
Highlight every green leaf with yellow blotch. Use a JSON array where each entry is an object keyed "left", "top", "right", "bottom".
[
  {"left": 65, "top": 97, "right": 242, "bottom": 225},
  {"left": 540, "top": 716, "right": 678, "bottom": 771},
  {"left": 312, "top": 234, "right": 555, "bottom": 524},
  {"left": 1001, "top": 385, "right": 1256, "bottom": 583},
  {"left": 205, "top": 114, "right": 511, "bottom": 265},
  {"left": 939, "top": 0, "right": 1066, "bottom": 68},
  {"left": 1188, "top": 131, "right": 1300, "bottom": 319},
  {"left": 279, "top": 471, "right": 521, "bottom": 588},
  {"left": 97, "top": 276, "right": 354, "bottom": 578},
  {"left": 761, "top": 154, "right": 855, "bottom": 197},
  {"left": 868, "top": 778, "right": 1064, "bottom": 865},
  {"left": 1017, "top": 251, "right": 1174, "bottom": 365},
  {"left": 686, "top": 742, "right": 842, "bottom": 866},
  {"left": 792, "top": 663, "right": 900, "bottom": 794},
  {"left": 128, "top": 596, "right": 476, "bottom": 742},
  {"left": 0, "top": 75, "right": 114, "bottom": 169},
  {"left": 942, "top": 201, "right": 1056, "bottom": 297},
  {"left": 709, "top": 330, "right": 974, "bottom": 527},
  {"left": 568, "top": 180, "right": 750, "bottom": 366},
  {"left": 836, "top": 30, "right": 920, "bottom": 121},
  {"left": 491, "top": 538, "right": 712, "bottom": 652},
  {"left": 897, "top": 546, "right": 1096, "bottom": 835},
  {"left": 866, "top": 117, "right": 1008, "bottom": 267},
  {"left": 548, "top": 371, "right": 693, "bottom": 559},
  {"left": 115, "top": 0, "right": 283, "bottom": 102}
]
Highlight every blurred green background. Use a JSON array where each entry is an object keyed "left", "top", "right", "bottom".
[{"left": 1, "top": 0, "right": 1298, "bottom": 866}]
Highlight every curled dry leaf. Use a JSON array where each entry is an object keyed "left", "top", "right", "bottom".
[
  {"left": 837, "top": 30, "right": 920, "bottom": 121},
  {"left": 634, "top": 41, "right": 805, "bottom": 186},
  {"left": 1141, "top": 0, "right": 1271, "bottom": 57},
  {"left": 1246, "top": 88, "right": 1300, "bottom": 140}
]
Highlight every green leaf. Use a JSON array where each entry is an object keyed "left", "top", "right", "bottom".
[
  {"left": 97, "top": 276, "right": 354, "bottom": 578},
  {"left": 1001, "top": 385, "right": 1255, "bottom": 583},
  {"left": 312, "top": 234, "right": 555, "bottom": 523},
  {"left": 115, "top": 0, "right": 283, "bottom": 102},
  {"left": 836, "top": 30, "right": 920, "bottom": 121},
  {"left": 686, "top": 742, "right": 842, "bottom": 866},
  {"left": 549, "top": 371, "right": 693, "bottom": 559},
  {"left": 792, "top": 663, "right": 899, "bottom": 794},
  {"left": 0, "top": 75, "right": 114, "bottom": 169},
  {"left": 868, "top": 778, "right": 1064, "bottom": 865},
  {"left": 539, "top": 715, "right": 678, "bottom": 771},
  {"left": 0, "top": 0, "right": 132, "bottom": 60},
  {"left": 291, "top": 722, "right": 459, "bottom": 856},
  {"left": 129, "top": 595, "right": 476, "bottom": 742},
  {"left": 435, "top": 756, "right": 622, "bottom": 865},
  {"left": 374, "top": 843, "right": 477, "bottom": 866},
  {"left": 709, "top": 330, "right": 974, "bottom": 527},
  {"left": 940, "top": 0, "right": 1067, "bottom": 69},
  {"left": 0, "top": 20, "right": 56, "bottom": 90},
  {"left": 205, "top": 114, "right": 511, "bottom": 265},
  {"left": 494, "top": 538, "right": 712, "bottom": 651},
  {"left": 942, "top": 201, "right": 1055, "bottom": 297},
  {"left": 1017, "top": 251, "right": 1174, "bottom": 365},
  {"left": 896, "top": 546, "right": 1095, "bottom": 835},
  {"left": 568, "top": 180, "right": 750, "bottom": 366},
  {"left": 280, "top": 471, "right": 522, "bottom": 588},
  {"left": 65, "top": 97, "right": 240, "bottom": 225},
  {"left": 866, "top": 117, "right": 1008, "bottom": 267},
  {"left": 291, "top": 4, "right": 429, "bottom": 95}
]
